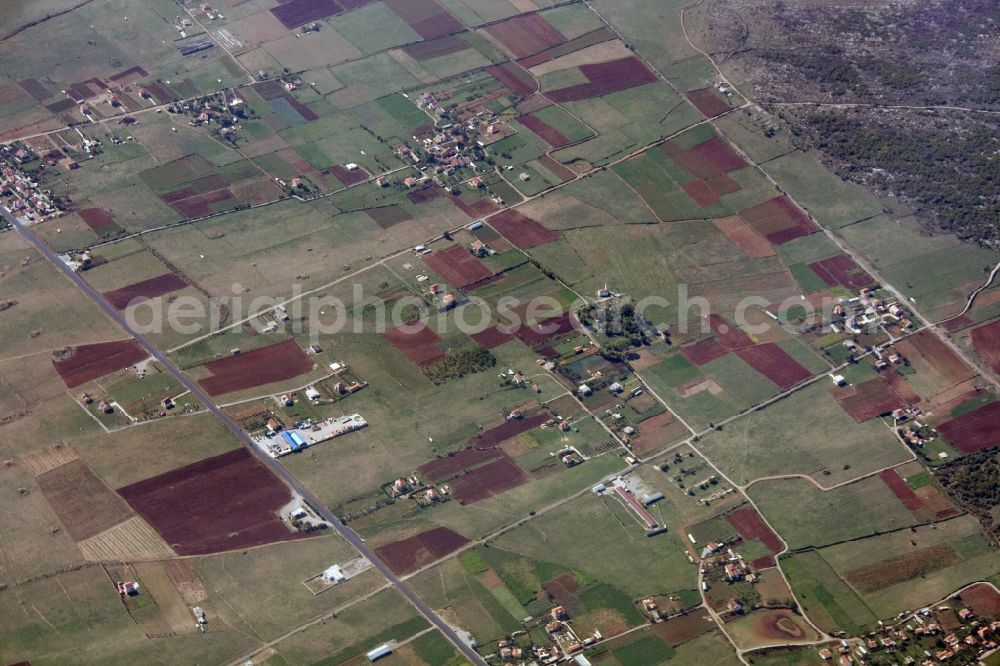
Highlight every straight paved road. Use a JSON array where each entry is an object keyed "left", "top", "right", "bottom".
[{"left": 2, "top": 208, "right": 486, "bottom": 666}]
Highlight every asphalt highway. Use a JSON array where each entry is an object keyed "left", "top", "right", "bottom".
[{"left": 3, "top": 208, "right": 486, "bottom": 666}]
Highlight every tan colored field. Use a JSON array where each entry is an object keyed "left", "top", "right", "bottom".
[
  {"left": 713, "top": 216, "right": 775, "bottom": 258},
  {"left": 21, "top": 443, "right": 78, "bottom": 476},
  {"left": 164, "top": 559, "right": 208, "bottom": 605},
  {"left": 507, "top": 0, "right": 539, "bottom": 11},
  {"left": 35, "top": 459, "right": 135, "bottom": 541},
  {"left": 78, "top": 516, "right": 175, "bottom": 562},
  {"left": 528, "top": 40, "right": 634, "bottom": 76}
]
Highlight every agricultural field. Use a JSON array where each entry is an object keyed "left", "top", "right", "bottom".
[{"left": 5, "top": 0, "right": 1000, "bottom": 664}]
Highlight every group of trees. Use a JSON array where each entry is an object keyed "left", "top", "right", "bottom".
[
  {"left": 801, "top": 111, "right": 1000, "bottom": 245},
  {"left": 424, "top": 347, "right": 496, "bottom": 384}
]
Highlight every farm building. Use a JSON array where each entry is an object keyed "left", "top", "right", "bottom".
[
  {"left": 322, "top": 565, "right": 346, "bottom": 583},
  {"left": 257, "top": 414, "right": 368, "bottom": 458},
  {"left": 366, "top": 644, "right": 392, "bottom": 661}
]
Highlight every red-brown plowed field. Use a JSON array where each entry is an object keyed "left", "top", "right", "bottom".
[
  {"left": 727, "top": 506, "right": 783, "bottom": 569},
  {"left": 514, "top": 312, "right": 577, "bottom": 346},
  {"left": 366, "top": 204, "right": 413, "bottom": 229},
  {"left": 486, "top": 62, "right": 536, "bottom": 97},
  {"left": 382, "top": 324, "right": 446, "bottom": 366},
  {"left": 808, "top": 255, "right": 874, "bottom": 290},
  {"left": 650, "top": 613, "right": 716, "bottom": 646},
  {"left": 471, "top": 413, "right": 549, "bottom": 447},
  {"left": 705, "top": 173, "right": 741, "bottom": 196},
  {"left": 78, "top": 207, "right": 117, "bottom": 230},
  {"left": 736, "top": 343, "right": 812, "bottom": 389},
  {"left": 518, "top": 114, "right": 570, "bottom": 148},
  {"left": 330, "top": 164, "right": 369, "bottom": 186},
  {"left": 109, "top": 65, "right": 148, "bottom": 82},
  {"left": 425, "top": 244, "right": 494, "bottom": 287},
  {"left": 471, "top": 325, "right": 515, "bottom": 349},
  {"left": 960, "top": 583, "right": 1000, "bottom": 617},
  {"left": 971, "top": 320, "right": 1000, "bottom": 375},
  {"left": 537, "top": 155, "right": 576, "bottom": 182},
  {"left": 739, "top": 196, "right": 817, "bottom": 245},
  {"left": 169, "top": 188, "right": 237, "bottom": 218},
  {"left": 18, "top": 77, "right": 51, "bottom": 101},
  {"left": 547, "top": 57, "right": 657, "bottom": 103},
  {"left": 271, "top": 0, "right": 341, "bottom": 29},
  {"left": 906, "top": 330, "right": 975, "bottom": 386},
  {"left": 484, "top": 13, "right": 566, "bottom": 58},
  {"left": 403, "top": 35, "right": 468, "bottom": 61},
  {"left": 407, "top": 185, "right": 444, "bottom": 205},
  {"left": 707, "top": 314, "right": 753, "bottom": 350},
  {"left": 419, "top": 447, "right": 503, "bottom": 483},
  {"left": 712, "top": 217, "right": 774, "bottom": 258},
  {"left": 690, "top": 137, "right": 748, "bottom": 172},
  {"left": 686, "top": 88, "right": 732, "bottom": 118},
  {"left": 197, "top": 339, "right": 314, "bottom": 396},
  {"left": 680, "top": 179, "right": 719, "bottom": 207},
  {"left": 449, "top": 457, "right": 531, "bottom": 504},
  {"left": 661, "top": 143, "right": 727, "bottom": 180},
  {"left": 383, "top": 0, "right": 463, "bottom": 39},
  {"left": 53, "top": 340, "right": 148, "bottom": 388},
  {"left": 103, "top": 273, "right": 187, "bottom": 309},
  {"left": 375, "top": 527, "right": 468, "bottom": 576},
  {"left": 937, "top": 401, "right": 1000, "bottom": 453},
  {"left": 518, "top": 26, "right": 616, "bottom": 68},
  {"left": 833, "top": 377, "right": 905, "bottom": 422},
  {"left": 449, "top": 194, "right": 498, "bottom": 219},
  {"left": 680, "top": 338, "right": 729, "bottom": 366},
  {"left": 879, "top": 369, "right": 921, "bottom": 406},
  {"left": 879, "top": 469, "right": 924, "bottom": 511},
  {"left": 118, "top": 448, "right": 304, "bottom": 555},
  {"left": 489, "top": 209, "right": 560, "bottom": 248}
]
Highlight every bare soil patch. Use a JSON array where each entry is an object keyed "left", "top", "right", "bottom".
[
  {"left": 375, "top": 526, "right": 468, "bottom": 575},
  {"left": 196, "top": 339, "right": 314, "bottom": 396},
  {"left": 36, "top": 459, "right": 135, "bottom": 541},
  {"left": 52, "top": 340, "right": 147, "bottom": 388},
  {"left": 118, "top": 448, "right": 305, "bottom": 555}
]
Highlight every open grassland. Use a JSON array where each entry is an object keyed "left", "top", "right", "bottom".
[
  {"left": 195, "top": 536, "right": 384, "bottom": 643},
  {"left": 0, "top": 563, "right": 250, "bottom": 666},
  {"left": 263, "top": 588, "right": 430, "bottom": 665},
  {"left": 71, "top": 413, "right": 240, "bottom": 489},
  {"left": 748, "top": 476, "right": 921, "bottom": 550},
  {"left": 837, "top": 214, "right": 1000, "bottom": 322},
  {"left": 493, "top": 492, "right": 697, "bottom": 598},
  {"left": 697, "top": 380, "right": 911, "bottom": 486},
  {"left": 0, "top": 236, "right": 123, "bottom": 360},
  {"left": 815, "top": 515, "right": 1000, "bottom": 619},
  {"left": 781, "top": 551, "right": 877, "bottom": 634}
]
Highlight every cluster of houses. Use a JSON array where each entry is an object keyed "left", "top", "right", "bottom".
[
  {"left": 0, "top": 145, "right": 66, "bottom": 224},
  {"left": 382, "top": 474, "right": 449, "bottom": 506},
  {"left": 815, "top": 603, "right": 1000, "bottom": 665},
  {"left": 832, "top": 288, "right": 914, "bottom": 335},
  {"left": 492, "top": 606, "right": 603, "bottom": 664}
]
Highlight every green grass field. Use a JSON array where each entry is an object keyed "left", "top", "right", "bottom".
[
  {"left": 747, "top": 475, "right": 920, "bottom": 550},
  {"left": 493, "top": 492, "right": 697, "bottom": 598},
  {"left": 697, "top": 380, "right": 912, "bottom": 486},
  {"left": 780, "top": 551, "right": 877, "bottom": 634}
]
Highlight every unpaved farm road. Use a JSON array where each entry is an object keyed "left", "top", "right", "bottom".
[{"left": 2, "top": 206, "right": 487, "bottom": 666}]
